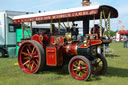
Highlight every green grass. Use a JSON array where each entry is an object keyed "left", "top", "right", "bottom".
[{"left": 0, "top": 42, "right": 128, "bottom": 85}]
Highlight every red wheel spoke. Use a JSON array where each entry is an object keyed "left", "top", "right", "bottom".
[
  {"left": 73, "top": 64, "right": 77, "bottom": 67},
  {"left": 29, "top": 61, "right": 31, "bottom": 69},
  {"left": 21, "top": 52, "right": 29, "bottom": 56},
  {"left": 28, "top": 45, "right": 32, "bottom": 52},
  {"left": 34, "top": 56, "right": 39, "bottom": 58},
  {"left": 73, "top": 68, "right": 77, "bottom": 71},
  {"left": 24, "top": 57, "right": 29, "bottom": 60},
  {"left": 78, "top": 72, "right": 81, "bottom": 76},
  {"left": 33, "top": 51, "right": 37, "bottom": 55},
  {"left": 78, "top": 61, "right": 81, "bottom": 66},
  {"left": 79, "top": 72, "right": 83, "bottom": 76},
  {"left": 33, "top": 60, "right": 37, "bottom": 66},
  {"left": 32, "top": 47, "right": 35, "bottom": 55},
  {"left": 35, "top": 59, "right": 39, "bottom": 64},
  {"left": 76, "top": 61, "right": 79, "bottom": 65},
  {"left": 81, "top": 67, "right": 87, "bottom": 70},
  {"left": 23, "top": 60, "right": 30, "bottom": 66},
  {"left": 27, "top": 48, "right": 31, "bottom": 55},
  {"left": 31, "top": 63, "right": 34, "bottom": 70},
  {"left": 83, "top": 70, "right": 87, "bottom": 73}
]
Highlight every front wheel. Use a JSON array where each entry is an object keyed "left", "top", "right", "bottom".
[
  {"left": 68, "top": 56, "right": 91, "bottom": 81},
  {"left": 92, "top": 54, "right": 107, "bottom": 75}
]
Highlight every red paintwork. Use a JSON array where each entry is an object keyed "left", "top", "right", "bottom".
[
  {"left": 58, "top": 36, "right": 64, "bottom": 46},
  {"left": 49, "top": 36, "right": 56, "bottom": 46},
  {"left": 57, "top": 46, "right": 63, "bottom": 66},
  {"left": 90, "top": 40, "right": 102, "bottom": 45},
  {"left": 13, "top": 9, "right": 98, "bottom": 23},
  {"left": 64, "top": 42, "right": 79, "bottom": 56},
  {"left": 31, "top": 34, "right": 43, "bottom": 46},
  {"left": 46, "top": 47, "right": 57, "bottom": 66},
  {"left": 49, "top": 36, "right": 64, "bottom": 46},
  {"left": 64, "top": 39, "right": 102, "bottom": 56},
  {"left": 78, "top": 43, "right": 90, "bottom": 48},
  {"left": 79, "top": 40, "right": 102, "bottom": 48},
  {"left": 70, "top": 43, "right": 78, "bottom": 56},
  {"left": 42, "top": 34, "right": 50, "bottom": 46},
  {"left": 20, "top": 33, "right": 103, "bottom": 68},
  {"left": 46, "top": 46, "right": 63, "bottom": 66}
]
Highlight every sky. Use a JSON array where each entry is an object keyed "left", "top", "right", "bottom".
[{"left": 0, "top": 0, "right": 128, "bottom": 31}]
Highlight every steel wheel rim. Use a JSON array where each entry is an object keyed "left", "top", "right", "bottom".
[
  {"left": 18, "top": 42, "right": 40, "bottom": 73},
  {"left": 70, "top": 58, "right": 89, "bottom": 80},
  {"left": 92, "top": 57, "right": 104, "bottom": 75}
]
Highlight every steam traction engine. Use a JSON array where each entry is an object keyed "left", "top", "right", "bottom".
[{"left": 13, "top": 3, "right": 118, "bottom": 80}]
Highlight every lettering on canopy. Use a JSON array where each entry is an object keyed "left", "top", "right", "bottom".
[{"left": 13, "top": 9, "right": 98, "bottom": 23}]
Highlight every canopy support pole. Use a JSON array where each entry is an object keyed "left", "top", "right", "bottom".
[
  {"left": 103, "top": 11, "right": 111, "bottom": 38},
  {"left": 21, "top": 23, "right": 24, "bottom": 39},
  {"left": 30, "top": 22, "right": 32, "bottom": 37},
  {"left": 100, "top": 12, "right": 103, "bottom": 37},
  {"left": 58, "top": 20, "right": 61, "bottom": 33},
  {"left": 50, "top": 20, "right": 53, "bottom": 34},
  {"left": 83, "top": 16, "right": 89, "bottom": 36},
  {"left": 93, "top": 15, "right": 96, "bottom": 34},
  {"left": 107, "top": 12, "right": 111, "bottom": 38}
]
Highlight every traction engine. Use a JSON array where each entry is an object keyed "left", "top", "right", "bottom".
[{"left": 18, "top": 29, "right": 109, "bottom": 80}]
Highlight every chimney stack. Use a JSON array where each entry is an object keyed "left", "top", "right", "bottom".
[{"left": 82, "top": 0, "right": 91, "bottom": 6}]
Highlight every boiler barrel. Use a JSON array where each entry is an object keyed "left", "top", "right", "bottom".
[{"left": 64, "top": 41, "right": 96, "bottom": 58}]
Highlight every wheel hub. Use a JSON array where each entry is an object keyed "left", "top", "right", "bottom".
[
  {"left": 28, "top": 55, "right": 32, "bottom": 60},
  {"left": 76, "top": 66, "right": 81, "bottom": 72}
]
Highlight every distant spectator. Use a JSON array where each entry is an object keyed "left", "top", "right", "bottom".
[
  {"left": 127, "top": 35, "right": 128, "bottom": 41},
  {"left": 123, "top": 35, "right": 127, "bottom": 48},
  {"left": 71, "top": 23, "right": 79, "bottom": 40}
]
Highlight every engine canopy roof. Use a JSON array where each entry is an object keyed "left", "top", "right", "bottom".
[{"left": 13, "top": 5, "right": 118, "bottom": 24}]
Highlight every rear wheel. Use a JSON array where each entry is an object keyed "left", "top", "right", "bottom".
[
  {"left": 0, "top": 48, "right": 7, "bottom": 58},
  {"left": 92, "top": 54, "right": 107, "bottom": 75},
  {"left": 18, "top": 40, "right": 45, "bottom": 73},
  {"left": 68, "top": 56, "right": 91, "bottom": 81}
]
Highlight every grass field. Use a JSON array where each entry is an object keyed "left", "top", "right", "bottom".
[{"left": 0, "top": 42, "right": 128, "bottom": 85}]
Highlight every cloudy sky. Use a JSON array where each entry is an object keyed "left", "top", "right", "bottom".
[{"left": 0, "top": 0, "right": 127, "bottom": 31}]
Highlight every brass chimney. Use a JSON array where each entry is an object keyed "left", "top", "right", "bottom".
[{"left": 82, "top": 0, "right": 91, "bottom": 6}]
